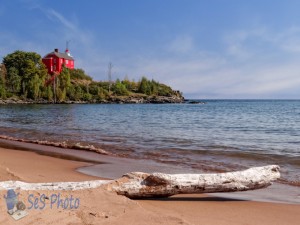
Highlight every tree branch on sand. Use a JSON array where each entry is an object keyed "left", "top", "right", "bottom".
[{"left": 0, "top": 165, "right": 280, "bottom": 198}]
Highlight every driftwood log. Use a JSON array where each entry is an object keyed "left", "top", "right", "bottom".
[
  {"left": 0, "top": 165, "right": 280, "bottom": 198},
  {"left": 108, "top": 165, "right": 280, "bottom": 198}
]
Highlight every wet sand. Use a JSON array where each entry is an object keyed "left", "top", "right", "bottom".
[
  {"left": 0, "top": 143, "right": 300, "bottom": 224},
  {"left": 1, "top": 138, "right": 299, "bottom": 204}
]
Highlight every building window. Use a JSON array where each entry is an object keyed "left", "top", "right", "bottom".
[
  {"left": 53, "top": 65, "right": 56, "bottom": 71},
  {"left": 54, "top": 58, "right": 56, "bottom": 63},
  {"left": 65, "top": 60, "right": 69, "bottom": 64}
]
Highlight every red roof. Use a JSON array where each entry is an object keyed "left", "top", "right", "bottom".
[{"left": 43, "top": 51, "right": 74, "bottom": 60}]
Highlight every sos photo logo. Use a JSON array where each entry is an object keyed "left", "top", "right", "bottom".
[
  {"left": 3, "top": 189, "right": 28, "bottom": 221},
  {"left": 3, "top": 189, "right": 80, "bottom": 221}
]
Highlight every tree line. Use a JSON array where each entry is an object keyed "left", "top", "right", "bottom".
[{"left": 0, "top": 50, "right": 182, "bottom": 102}]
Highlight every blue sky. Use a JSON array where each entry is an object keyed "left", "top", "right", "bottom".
[{"left": 1, "top": 0, "right": 300, "bottom": 99}]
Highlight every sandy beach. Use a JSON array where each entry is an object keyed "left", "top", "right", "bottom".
[{"left": 0, "top": 146, "right": 299, "bottom": 225}]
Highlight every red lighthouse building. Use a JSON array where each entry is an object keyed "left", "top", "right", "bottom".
[{"left": 42, "top": 48, "right": 74, "bottom": 75}]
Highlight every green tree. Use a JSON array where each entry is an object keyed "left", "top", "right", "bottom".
[
  {"left": 69, "top": 68, "right": 92, "bottom": 80},
  {"left": 3, "top": 51, "right": 41, "bottom": 74},
  {"left": 27, "top": 74, "right": 42, "bottom": 100},
  {"left": 56, "top": 66, "right": 71, "bottom": 101},
  {"left": 88, "top": 83, "right": 100, "bottom": 96},
  {"left": 7, "top": 67, "right": 21, "bottom": 93},
  {"left": 0, "top": 83, "right": 6, "bottom": 99},
  {"left": 59, "top": 67, "right": 71, "bottom": 89},
  {"left": 122, "top": 77, "right": 137, "bottom": 92},
  {"left": 44, "top": 85, "right": 53, "bottom": 101},
  {"left": 73, "top": 85, "right": 84, "bottom": 101},
  {"left": 138, "top": 77, "right": 151, "bottom": 95},
  {"left": 113, "top": 79, "right": 129, "bottom": 95},
  {"left": 3, "top": 51, "right": 47, "bottom": 98},
  {"left": 149, "top": 79, "right": 159, "bottom": 95},
  {"left": 0, "top": 64, "right": 7, "bottom": 98},
  {"left": 98, "top": 82, "right": 110, "bottom": 92},
  {"left": 83, "top": 93, "right": 92, "bottom": 101},
  {"left": 97, "top": 87, "right": 107, "bottom": 100},
  {"left": 157, "top": 83, "right": 173, "bottom": 96}
]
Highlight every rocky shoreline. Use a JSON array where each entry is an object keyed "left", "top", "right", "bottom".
[{"left": 0, "top": 95, "right": 185, "bottom": 104}]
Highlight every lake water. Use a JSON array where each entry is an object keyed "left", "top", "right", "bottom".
[{"left": 0, "top": 100, "right": 299, "bottom": 186}]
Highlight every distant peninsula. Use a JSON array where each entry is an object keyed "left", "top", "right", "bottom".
[{"left": 0, "top": 50, "right": 184, "bottom": 104}]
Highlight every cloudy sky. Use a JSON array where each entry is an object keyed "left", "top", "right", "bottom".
[{"left": 1, "top": 0, "right": 300, "bottom": 99}]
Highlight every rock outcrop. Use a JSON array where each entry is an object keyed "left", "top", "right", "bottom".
[{"left": 0, "top": 95, "right": 184, "bottom": 104}]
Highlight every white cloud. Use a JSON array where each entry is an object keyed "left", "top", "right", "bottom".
[
  {"left": 224, "top": 26, "right": 300, "bottom": 57},
  {"left": 37, "top": 8, "right": 110, "bottom": 77},
  {"left": 111, "top": 26, "right": 300, "bottom": 99},
  {"left": 46, "top": 9, "right": 77, "bottom": 31},
  {"left": 235, "top": 63, "right": 300, "bottom": 95},
  {"left": 3, "top": 2, "right": 300, "bottom": 99},
  {"left": 223, "top": 28, "right": 268, "bottom": 59},
  {"left": 20, "top": 0, "right": 42, "bottom": 10},
  {"left": 275, "top": 27, "right": 300, "bottom": 53},
  {"left": 167, "top": 35, "right": 195, "bottom": 54}
]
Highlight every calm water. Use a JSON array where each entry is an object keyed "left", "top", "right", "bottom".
[{"left": 0, "top": 100, "right": 299, "bottom": 186}]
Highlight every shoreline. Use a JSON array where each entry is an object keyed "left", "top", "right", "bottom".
[
  {"left": 0, "top": 95, "right": 185, "bottom": 105},
  {"left": 1, "top": 134, "right": 299, "bottom": 188},
  {"left": 0, "top": 138, "right": 299, "bottom": 204},
  {"left": 1, "top": 101, "right": 299, "bottom": 188},
  {"left": 0, "top": 143, "right": 300, "bottom": 224},
  {"left": 0, "top": 146, "right": 101, "bottom": 183}
]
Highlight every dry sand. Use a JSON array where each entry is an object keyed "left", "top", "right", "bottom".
[{"left": 0, "top": 147, "right": 299, "bottom": 225}]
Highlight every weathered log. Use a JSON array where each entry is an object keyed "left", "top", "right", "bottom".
[
  {"left": 0, "top": 165, "right": 280, "bottom": 198},
  {"left": 107, "top": 165, "right": 280, "bottom": 198},
  {"left": 0, "top": 180, "right": 109, "bottom": 191}
]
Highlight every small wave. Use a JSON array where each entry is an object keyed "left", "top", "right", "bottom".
[
  {"left": 0, "top": 135, "right": 112, "bottom": 156},
  {"left": 278, "top": 178, "right": 300, "bottom": 187}
]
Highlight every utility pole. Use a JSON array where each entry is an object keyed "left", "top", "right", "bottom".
[{"left": 108, "top": 62, "right": 113, "bottom": 94}]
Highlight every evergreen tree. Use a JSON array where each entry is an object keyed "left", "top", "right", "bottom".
[
  {"left": 7, "top": 67, "right": 21, "bottom": 93},
  {"left": 45, "top": 85, "right": 53, "bottom": 101},
  {"left": 57, "top": 66, "right": 71, "bottom": 101},
  {"left": 28, "top": 74, "right": 42, "bottom": 100},
  {"left": 0, "top": 64, "right": 7, "bottom": 98},
  {"left": 113, "top": 79, "right": 129, "bottom": 95},
  {"left": 138, "top": 76, "right": 151, "bottom": 95}
]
